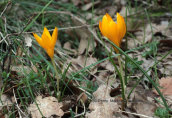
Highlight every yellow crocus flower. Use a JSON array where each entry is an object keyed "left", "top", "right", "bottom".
[
  {"left": 99, "top": 13, "right": 126, "bottom": 53},
  {"left": 33, "top": 27, "right": 58, "bottom": 58}
]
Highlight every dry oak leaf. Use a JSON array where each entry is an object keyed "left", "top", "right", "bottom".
[
  {"left": 63, "top": 42, "right": 77, "bottom": 56},
  {"left": 86, "top": 84, "right": 118, "bottom": 118},
  {"left": 97, "top": 71, "right": 118, "bottom": 87},
  {"left": 66, "top": 55, "right": 97, "bottom": 75},
  {"left": 99, "top": 60, "right": 114, "bottom": 72},
  {"left": 28, "top": 96, "right": 64, "bottom": 118},
  {"left": 153, "top": 77, "right": 172, "bottom": 96},
  {"left": 132, "top": 91, "right": 157, "bottom": 118}
]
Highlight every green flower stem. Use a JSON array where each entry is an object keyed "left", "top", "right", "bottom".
[
  {"left": 117, "top": 55, "right": 126, "bottom": 96},
  {"left": 51, "top": 57, "right": 60, "bottom": 100},
  {"left": 108, "top": 53, "right": 125, "bottom": 110},
  {"left": 117, "top": 54, "right": 127, "bottom": 110}
]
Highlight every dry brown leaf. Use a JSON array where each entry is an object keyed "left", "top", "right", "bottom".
[
  {"left": 31, "top": 64, "right": 38, "bottom": 74},
  {"left": 131, "top": 92, "right": 157, "bottom": 118},
  {"left": 127, "top": 37, "right": 141, "bottom": 48},
  {"left": 0, "top": 94, "right": 13, "bottom": 109},
  {"left": 72, "top": 0, "right": 80, "bottom": 6},
  {"left": 65, "top": 55, "right": 97, "bottom": 75},
  {"left": 146, "top": 22, "right": 170, "bottom": 36},
  {"left": 128, "top": 31, "right": 152, "bottom": 49},
  {"left": 56, "top": 38, "right": 61, "bottom": 47},
  {"left": 94, "top": 5, "right": 117, "bottom": 16},
  {"left": 78, "top": 92, "right": 88, "bottom": 104},
  {"left": 159, "top": 65, "right": 172, "bottom": 75},
  {"left": 28, "top": 96, "right": 64, "bottom": 118},
  {"left": 153, "top": 77, "right": 172, "bottom": 96},
  {"left": 163, "top": 95, "right": 172, "bottom": 110},
  {"left": 11, "top": 45, "right": 24, "bottom": 65},
  {"left": 156, "top": 54, "right": 172, "bottom": 75},
  {"left": 66, "top": 17, "right": 96, "bottom": 55},
  {"left": 97, "top": 71, "right": 118, "bottom": 87},
  {"left": 97, "top": 71, "right": 110, "bottom": 84},
  {"left": 86, "top": 84, "right": 118, "bottom": 118},
  {"left": 99, "top": 60, "right": 115, "bottom": 72},
  {"left": 127, "top": 85, "right": 145, "bottom": 109},
  {"left": 0, "top": 94, "right": 13, "bottom": 115},
  {"left": 78, "top": 38, "right": 94, "bottom": 54},
  {"left": 63, "top": 42, "right": 77, "bottom": 55},
  {"left": 119, "top": 6, "right": 130, "bottom": 17},
  {"left": 61, "top": 100, "right": 71, "bottom": 111},
  {"left": 25, "top": 34, "right": 32, "bottom": 47},
  {"left": 64, "top": 79, "right": 85, "bottom": 96},
  {"left": 160, "top": 20, "right": 171, "bottom": 36},
  {"left": 11, "top": 64, "right": 38, "bottom": 78},
  {"left": 84, "top": 12, "right": 93, "bottom": 20},
  {"left": 160, "top": 39, "right": 172, "bottom": 47},
  {"left": 74, "top": 55, "right": 97, "bottom": 73},
  {"left": 16, "top": 45, "right": 23, "bottom": 57},
  {"left": 65, "top": 29, "right": 76, "bottom": 39},
  {"left": 61, "top": 94, "right": 77, "bottom": 112},
  {"left": 81, "top": 0, "right": 100, "bottom": 11},
  {"left": 11, "top": 65, "right": 31, "bottom": 74}
]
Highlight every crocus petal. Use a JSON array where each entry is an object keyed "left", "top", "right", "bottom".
[
  {"left": 44, "top": 27, "right": 52, "bottom": 40},
  {"left": 99, "top": 20, "right": 103, "bottom": 35},
  {"left": 102, "top": 15, "right": 109, "bottom": 38},
  {"left": 42, "top": 31, "right": 51, "bottom": 47},
  {"left": 109, "top": 21, "right": 118, "bottom": 46},
  {"left": 46, "top": 48, "right": 54, "bottom": 58},
  {"left": 117, "top": 13, "right": 126, "bottom": 44},
  {"left": 109, "top": 21, "right": 119, "bottom": 53},
  {"left": 33, "top": 33, "right": 46, "bottom": 49},
  {"left": 106, "top": 13, "right": 113, "bottom": 23},
  {"left": 51, "top": 27, "right": 58, "bottom": 47}
]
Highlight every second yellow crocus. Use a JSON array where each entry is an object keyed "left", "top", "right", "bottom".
[{"left": 99, "top": 13, "right": 126, "bottom": 53}]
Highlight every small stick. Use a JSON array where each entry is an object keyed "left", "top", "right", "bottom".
[
  {"left": 13, "top": 89, "right": 27, "bottom": 117},
  {"left": 118, "top": 110, "right": 153, "bottom": 118},
  {"left": 0, "top": 1, "right": 11, "bottom": 18}
]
